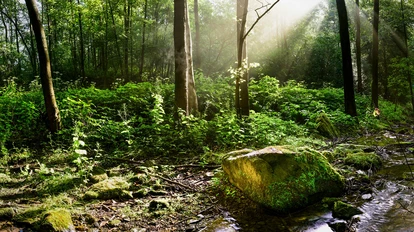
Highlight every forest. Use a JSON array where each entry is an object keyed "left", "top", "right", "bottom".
[{"left": 0, "top": 0, "right": 413, "bottom": 231}]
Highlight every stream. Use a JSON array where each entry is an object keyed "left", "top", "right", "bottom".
[{"left": 207, "top": 129, "right": 414, "bottom": 232}]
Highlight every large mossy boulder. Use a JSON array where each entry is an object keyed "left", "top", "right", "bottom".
[{"left": 222, "top": 146, "right": 345, "bottom": 214}]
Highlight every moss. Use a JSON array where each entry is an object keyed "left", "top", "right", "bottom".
[
  {"left": 83, "top": 177, "right": 132, "bottom": 200},
  {"left": 322, "top": 197, "right": 341, "bottom": 209},
  {"left": 222, "top": 146, "right": 345, "bottom": 214},
  {"left": 148, "top": 199, "right": 169, "bottom": 212},
  {"left": 332, "top": 201, "right": 362, "bottom": 220},
  {"left": 89, "top": 173, "right": 108, "bottom": 183},
  {"left": 0, "top": 207, "right": 16, "bottom": 220},
  {"left": 109, "top": 219, "right": 121, "bottom": 227},
  {"left": 344, "top": 152, "right": 382, "bottom": 170},
  {"left": 40, "top": 209, "right": 74, "bottom": 232},
  {"left": 13, "top": 208, "right": 46, "bottom": 227},
  {"left": 316, "top": 112, "right": 339, "bottom": 138},
  {"left": 0, "top": 173, "right": 12, "bottom": 184}
]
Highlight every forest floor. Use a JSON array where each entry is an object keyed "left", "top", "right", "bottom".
[{"left": 1, "top": 126, "right": 414, "bottom": 232}]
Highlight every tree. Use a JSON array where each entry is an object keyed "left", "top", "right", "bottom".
[
  {"left": 236, "top": 0, "right": 249, "bottom": 117},
  {"left": 400, "top": 0, "right": 414, "bottom": 111},
  {"left": 355, "top": 0, "right": 362, "bottom": 93},
  {"left": 235, "top": 0, "right": 280, "bottom": 117},
  {"left": 372, "top": 0, "right": 379, "bottom": 108},
  {"left": 174, "top": 0, "right": 198, "bottom": 115},
  {"left": 193, "top": 0, "right": 201, "bottom": 69},
  {"left": 336, "top": 0, "right": 357, "bottom": 116},
  {"left": 25, "top": 0, "right": 61, "bottom": 132}
]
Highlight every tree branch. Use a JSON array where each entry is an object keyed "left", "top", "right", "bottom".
[{"left": 243, "top": 0, "right": 281, "bottom": 41}]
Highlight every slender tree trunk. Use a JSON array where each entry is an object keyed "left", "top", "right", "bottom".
[
  {"left": 78, "top": 0, "right": 85, "bottom": 80},
  {"left": 194, "top": 0, "right": 201, "bottom": 69},
  {"left": 139, "top": 0, "right": 148, "bottom": 81},
  {"left": 109, "top": 0, "right": 123, "bottom": 76},
  {"left": 336, "top": 0, "right": 357, "bottom": 116},
  {"left": 174, "top": 0, "right": 198, "bottom": 116},
  {"left": 236, "top": 0, "right": 249, "bottom": 117},
  {"left": 123, "top": 0, "right": 130, "bottom": 81},
  {"left": 1, "top": 13, "right": 8, "bottom": 44},
  {"left": 372, "top": 0, "right": 379, "bottom": 108},
  {"left": 25, "top": 0, "right": 61, "bottom": 132},
  {"left": 356, "top": 0, "right": 362, "bottom": 93}
]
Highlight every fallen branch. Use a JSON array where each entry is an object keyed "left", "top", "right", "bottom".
[
  {"left": 151, "top": 174, "right": 193, "bottom": 191},
  {"left": 173, "top": 164, "right": 221, "bottom": 169}
]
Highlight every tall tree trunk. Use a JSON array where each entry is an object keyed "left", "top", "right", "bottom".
[
  {"left": 124, "top": 0, "right": 130, "bottom": 81},
  {"left": 372, "top": 0, "right": 379, "bottom": 108},
  {"left": 355, "top": 0, "right": 362, "bottom": 93},
  {"left": 25, "top": 0, "right": 61, "bottom": 132},
  {"left": 109, "top": 0, "right": 124, "bottom": 76},
  {"left": 336, "top": 0, "right": 357, "bottom": 116},
  {"left": 174, "top": 0, "right": 198, "bottom": 116},
  {"left": 139, "top": 0, "right": 148, "bottom": 81},
  {"left": 236, "top": 0, "right": 249, "bottom": 117},
  {"left": 78, "top": 0, "right": 85, "bottom": 80},
  {"left": 400, "top": 0, "right": 414, "bottom": 112},
  {"left": 194, "top": 0, "right": 201, "bottom": 69}
]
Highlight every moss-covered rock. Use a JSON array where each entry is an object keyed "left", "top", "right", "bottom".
[
  {"left": 344, "top": 152, "right": 382, "bottom": 170},
  {"left": 316, "top": 112, "right": 339, "bottom": 138},
  {"left": 148, "top": 199, "right": 169, "bottom": 212},
  {"left": 89, "top": 173, "right": 108, "bottom": 183},
  {"left": 222, "top": 146, "right": 345, "bottom": 214},
  {"left": 83, "top": 177, "right": 132, "bottom": 200},
  {"left": 0, "top": 173, "right": 12, "bottom": 184},
  {"left": 40, "top": 209, "right": 75, "bottom": 232},
  {"left": 332, "top": 201, "right": 363, "bottom": 220}
]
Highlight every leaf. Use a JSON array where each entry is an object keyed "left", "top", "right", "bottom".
[{"left": 75, "top": 149, "right": 87, "bottom": 155}]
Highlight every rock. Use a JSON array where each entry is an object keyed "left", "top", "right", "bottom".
[
  {"left": 83, "top": 177, "right": 132, "bottom": 200},
  {"left": 200, "top": 217, "right": 238, "bottom": 232},
  {"left": 89, "top": 173, "right": 108, "bottom": 183},
  {"left": 344, "top": 152, "right": 382, "bottom": 170},
  {"left": 148, "top": 199, "right": 169, "bottom": 212},
  {"left": 0, "top": 207, "right": 16, "bottom": 220},
  {"left": 108, "top": 219, "right": 121, "bottom": 227},
  {"left": 328, "top": 221, "right": 347, "bottom": 232},
  {"left": 322, "top": 197, "right": 341, "bottom": 209},
  {"left": 316, "top": 112, "right": 339, "bottom": 138},
  {"left": 332, "top": 201, "right": 363, "bottom": 220},
  {"left": 40, "top": 209, "right": 75, "bottom": 232},
  {"left": 222, "top": 146, "right": 344, "bottom": 214},
  {"left": 361, "top": 194, "right": 372, "bottom": 200},
  {"left": 133, "top": 189, "right": 148, "bottom": 198}
]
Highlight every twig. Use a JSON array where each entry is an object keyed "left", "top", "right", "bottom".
[
  {"left": 173, "top": 164, "right": 221, "bottom": 169},
  {"left": 398, "top": 200, "right": 414, "bottom": 214},
  {"left": 151, "top": 174, "right": 193, "bottom": 191}
]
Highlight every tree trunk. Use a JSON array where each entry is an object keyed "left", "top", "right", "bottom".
[
  {"left": 78, "top": 0, "right": 85, "bottom": 80},
  {"left": 194, "top": 0, "right": 201, "bottom": 69},
  {"left": 139, "top": 0, "right": 148, "bottom": 81},
  {"left": 124, "top": 0, "right": 130, "bottom": 81},
  {"left": 236, "top": 0, "right": 249, "bottom": 117},
  {"left": 400, "top": 0, "right": 414, "bottom": 112},
  {"left": 109, "top": 0, "right": 123, "bottom": 76},
  {"left": 355, "top": 0, "right": 362, "bottom": 93},
  {"left": 174, "top": 0, "right": 198, "bottom": 116},
  {"left": 25, "top": 0, "right": 61, "bottom": 132},
  {"left": 336, "top": 0, "right": 357, "bottom": 116},
  {"left": 372, "top": 0, "right": 379, "bottom": 108}
]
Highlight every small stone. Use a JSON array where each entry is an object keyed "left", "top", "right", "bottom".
[
  {"left": 109, "top": 219, "right": 121, "bottom": 227},
  {"left": 361, "top": 194, "right": 372, "bottom": 200}
]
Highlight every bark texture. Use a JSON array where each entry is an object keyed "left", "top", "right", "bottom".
[{"left": 25, "top": 0, "right": 61, "bottom": 132}]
